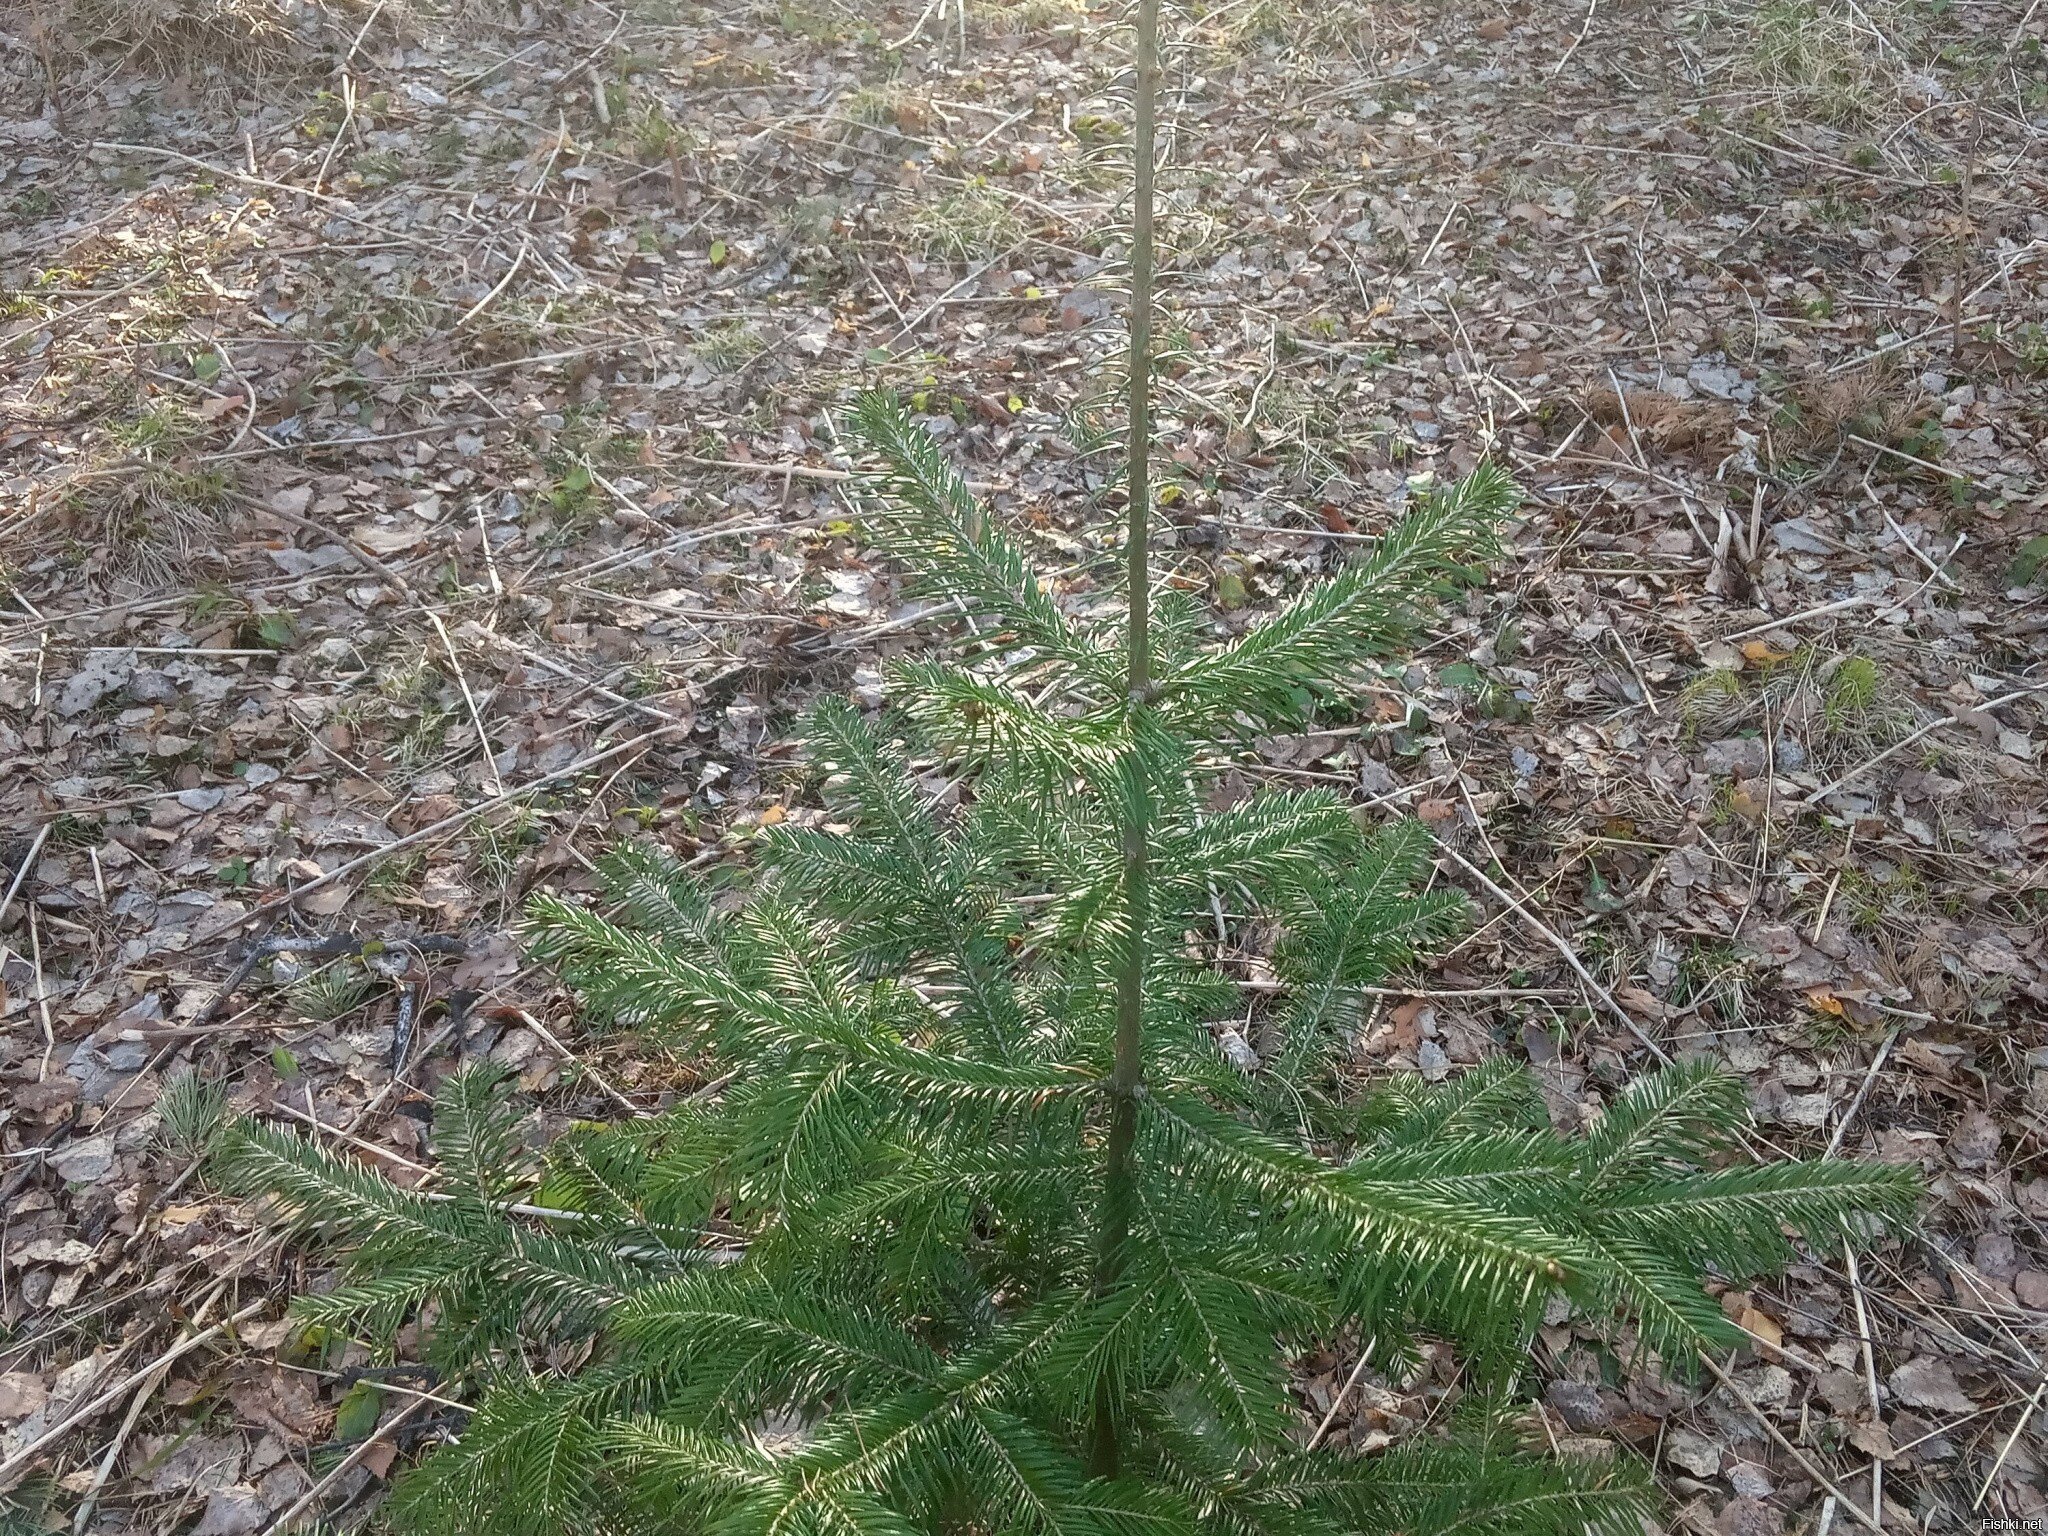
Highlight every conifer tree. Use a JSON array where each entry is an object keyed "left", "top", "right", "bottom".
[
  {"left": 212, "top": 1, "right": 1918, "bottom": 1529},
  {"left": 213, "top": 402, "right": 1918, "bottom": 1533}
]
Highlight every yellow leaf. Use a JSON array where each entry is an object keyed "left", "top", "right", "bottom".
[
  {"left": 1736, "top": 1306, "right": 1783, "bottom": 1349},
  {"left": 1740, "top": 640, "right": 1793, "bottom": 664}
]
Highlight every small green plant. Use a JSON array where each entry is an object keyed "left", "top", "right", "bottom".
[
  {"left": 157, "top": 1071, "right": 230, "bottom": 1159},
  {"left": 690, "top": 320, "right": 766, "bottom": 373},
  {"left": 1744, "top": 0, "right": 1889, "bottom": 124},
  {"left": 844, "top": 82, "right": 911, "bottom": 127},
  {"left": 1824, "top": 653, "right": 1882, "bottom": 725},
  {"left": 2007, "top": 534, "right": 2048, "bottom": 589},
  {"left": 1679, "top": 666, "right": 1745, "bottom": 734},
  {"left": 288, "top": 962, "right": 379, "bottom": 1023},
  {"left": 364, "top": 849, "right": 428, "bottom": 901},
  {"left": 473, "top": 806, "right": 540, "bottom": 883},
  {"left": 2013, "top": 324, "right": 2048, "bottom": 378}
]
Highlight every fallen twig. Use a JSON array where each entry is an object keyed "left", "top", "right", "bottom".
[
  {"left": 1430, "top": 837, "right": 1672, "bottom": 1063},
  {"left": 1697, "top": 1351, "right": 1883, "bottom": 1534},
  {"left": 258, "top": 1394, "right": 432, "bottom": 1535},
  {"left": 0, "top": 1300, "right": 268, "bottom": 1484},
  {"left": 213, "top": 719, "right": 697, "bottom": 939}
]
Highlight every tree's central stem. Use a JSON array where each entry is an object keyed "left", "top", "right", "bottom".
[{"left": 1089, "top": 0, "right": 1159, "bottom": 1483}]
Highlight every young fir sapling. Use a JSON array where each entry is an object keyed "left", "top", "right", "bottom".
[
  {"left": 210, "top": 0, "right": 1918, "bottom": 1528},
  {"left": 211, "top": 404, "right": 1918, "bottom": 1533}
]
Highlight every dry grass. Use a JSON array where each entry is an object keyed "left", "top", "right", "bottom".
[
  {"left": 62, "top": 403, "right": 239, "bottom": 591},
  {"left": 970, "top": 0, "right": 1088, "bottom": 34},
  {"left": 1787, "top": 368, "right": 1931, "bottom": 449},
  {"left": 901, "top": 184, "right": 1026, "bottom": 261},
  {"left": 60, "top": 0, "right": 385, "bottom": 81},
  {"left": 1737, "top": 0, "right": 1898, "bottom": 124}
]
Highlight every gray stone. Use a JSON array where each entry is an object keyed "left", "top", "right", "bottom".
[
  {"left": 1664, "top": 1426, "right": 1722, "bottom": 1477},
  {"left": 1544, "top": 1380, "right": 1608, "bottom": 1431},
  {"left": 1702, "top": 737, "right": 1768, "bottom": 778},
  {"left": 47, "top": 1133, "right": 116, "bottom": 1183},
  {"left": 56, "top": 650, "right": 137, "bottom": 718}
]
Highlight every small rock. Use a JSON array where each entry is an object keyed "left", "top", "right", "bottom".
[
  {"left": 1416, "top": 1039, "right": 1452, "bottom": 1082},
  {"left": 190, "top": 1485, "right": 270, "bottom": 1536},
  {"left": 12, "top": 1236, "right": 92, "bottom": 1265},
  {"left": 1973, "top": 1231, "right": 2020, "bottom": 1280},
  {"left": 1717, "top": 1496, "right": 1780, "bottom": 1536},
  {"left": 1816, "top": 1368, "right": 1866, "bottom": 1414},
  {"left": 1665, "top": 1427, "right": 1722, "bottom": 1477},
  {"left": 47, "top": 1133, "right": 117, "bottom": 1184},
  {"left": 1688, "top": 358, "right": 1756, "bottom": 403},
  {"left": 1727, "top": 1463, "right": 1773, "bottom": 1499},
  {"left": 55, "top": 649, "right": 137, "bottom": 718},
  {"left": 1889, "top": 1356, "right": 1975, "bottom": 1413},
  {"left": 1544, "top": 1380, "right": 1608, "bottom": 1431},
  {"left": 127, "top": 669, "right": 180, "bottom": 704},
  {"left": 1949, "top": 1109, "right": 2001, "bottom": 1169},
  {"left": 0, "top": 1373, "right": 49, "bottom": 1421},
  {"left": 1702, "top": 737, "right": 1768, "bottom": 778},
  {"left": 1738, "top": 1364, "right": 1794, "bottom": 1411},
  {"left": 1769, "top": 517, "right": 1832, "bottom": 555},
  {"left": 1216, "top": 1028, "right": 1260, "bottom": 1073},
  {"left": 1058, "top": 288, "right": 1108, "bottom": 330}
]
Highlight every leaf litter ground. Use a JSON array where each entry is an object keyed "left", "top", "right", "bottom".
[{"left": 1, "top": 0, "right": 2046, "bottom": 1529}]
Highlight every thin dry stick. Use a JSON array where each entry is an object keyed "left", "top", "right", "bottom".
[
  {"left": 312, "top": 72, "right": 357, "bottom": 194},
  {"left": 259, "top": 1394, "right": 432, "bottom": 1535},
  {"left": 69, "top": 1284, "right": 227, "bottom": 1534},
  {"left": 1840, "top": 1238, "right": 1886, "bottom": 1527},
  {"left": 219, "top": 720, "right": 692, "bottom": 936},
  {"left": 511, "top": 1006, "right": 649, "bottom": 1119},
  {"left": 252, "top": 494, "right": 420, "bottom": 602},
  {"left": 1305, "top": 1337, "right": 1378, "bottom": 1451},
  {"left": 1697, "top": 1352, "right": 1882, "bottom": 1534},
  {"left": 1719, "top": 594, "right": 1876, "bottom": 642},
  {"left": 1553, "top": 0, "right": 1597, "bottom": 75},
  {"left": 0, "top": 822, "right": 51, "bottom": 927},
  {"left": 426, "top": 611, "right": 506, "bottom": 797},
  {"left": 29, "top": 907, "right": 54, "bottom": 1080},
  {"left": 464, "top": 626, "right": 696, "bottom": 726},
  {"left": 1798, "top": 685, "right": 2035, "bottom": 805},
  {"left": 1823, "top": 1028, "right": 1897, "bottom": 1526},
  {"left": 0, "top": 1300, "right": 268, "bottom": 1483},
  {"left": 1975, "top": 1380, "right": 2047, "bottom": 1509},
  {"left": 1825, "top": 1029, "right": 1900, "bottom": 1159},
  {"left": 453, "top": 237, "right": 531, "bottom": 332},
  {"left": 1431, "top": 838, "right": 1671, "bottom": 1063},
  {"left": 1723, "top": 541, "right": 1963, "bottom": 646}
]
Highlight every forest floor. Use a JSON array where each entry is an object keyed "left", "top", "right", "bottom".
[{"left": 3, "top": 0, "right": 2047, "bottom": 1528}]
